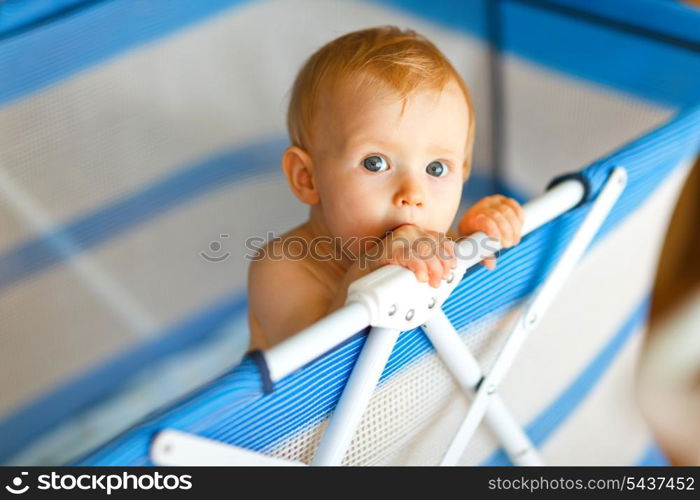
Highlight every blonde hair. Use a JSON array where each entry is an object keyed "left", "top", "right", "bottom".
[{"left": 286, "top": 25, "right": 476, "bottom": 177}]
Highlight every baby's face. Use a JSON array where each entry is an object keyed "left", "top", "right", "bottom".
[{"left": 309, "top": 77, "right": 469, "bottom": 244}]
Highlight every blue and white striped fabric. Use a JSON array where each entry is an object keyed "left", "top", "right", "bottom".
[{"left": 1, "top": 0, "right": 699, "bottom": 465}]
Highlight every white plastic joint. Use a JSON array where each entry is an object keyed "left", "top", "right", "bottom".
[
  {"left": 345, "top": 264, "right": 463, "bottom": 330},
  {"left": 345, "top": 232, "right": 499, "bottom": 330}
]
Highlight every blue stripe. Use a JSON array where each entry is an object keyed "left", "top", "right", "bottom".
[
  {"left": 0, "top": 136, "right": 288, "bottom": 291},
  {"left": 0, "top": 139, "right": 510, "bottom": 294},
  {"left": 2, "top": 0, "right": 699, "bottom": 107},
  {"left": 500, "top": 1, "right": 700, "bottom": 108},
  {"left": 532, "top": 0, "right": 700, "bottom": 47},
  {"left": 371, "top": 0, "right": 490, "bottom": 38},
  {"left": 481, "top": 295, "right": 651, "bottom": 465},
  {"left": 376, "top": 0, "right": 700, "bottom": 48},
  {"left": 0, "top": 0, "right": 94, "bottom": 37},
  {"left": 0, "top": 290, "right": 248, "bottom": 464},
  {"left": 636, "top": 442, "right": 670, "bottom": 466},
  {"left": 0, "top": 0, "right": 251, "bottom": 105}
]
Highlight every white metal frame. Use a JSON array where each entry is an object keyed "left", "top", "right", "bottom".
[
  {"left": 151, "top": 430, "right": 304, "bottom": 466},
  {"left": 151, "top": 167, "right": 626, "bottom": 466},
  {"left": 439, "top": 167, "right": 627, "bottom": 465}
]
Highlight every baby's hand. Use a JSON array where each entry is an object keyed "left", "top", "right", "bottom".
[
  {"left": 458, "top": 195, "right": 525, "bottom": 270},
  {"left": 366, "top": 225, "right": 457, "bottom": 288}
]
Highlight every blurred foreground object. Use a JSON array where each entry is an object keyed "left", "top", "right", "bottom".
[{"left": 639, "top": 288, "right": 700, "bottom": 465}]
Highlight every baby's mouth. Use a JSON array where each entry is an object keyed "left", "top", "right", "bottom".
[{"left": 388, "top": 222, "right": 415, "bottom": 233}]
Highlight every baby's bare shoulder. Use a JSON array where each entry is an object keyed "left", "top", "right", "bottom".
[
  {"left": 248, "top": 238, "right": 318, "bottom": 292},
  {"left": 248, "top": 228, "right": 319, "bottom": 286},
  {"left": 247, "top": 229, "right": 332, "bottom": 348}
]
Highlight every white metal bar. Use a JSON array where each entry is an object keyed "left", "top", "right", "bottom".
[
  {"left": 521, "top": 178, "right": 585, "bottom": 235},
  {"left": 422, "top": 310, "right": 542, "bottom": 466},
  {"left": 487, "top": 168, "right": 626, "bottom": 389},
  {"left": 150, "top": 429, "right": 305, "bottom": 466},
  {"left": 311, "top": 326, "right": 401, "bottom": 466},
  {"left": 440, "top": 167, "right": 627, "bottom": 465},
  {"left": 265, "top": 301, "right": 370, "bottom": 382},
  {"left": 263, "top": 179, "right": 585, "bottom": 382}
]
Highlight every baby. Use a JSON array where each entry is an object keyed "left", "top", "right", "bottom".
[{"left": 248, "top": 26, "right": 524, "bottom": 351}]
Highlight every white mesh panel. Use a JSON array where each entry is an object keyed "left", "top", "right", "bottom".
[
  {"left": 267, "top": 304, "right": 522, "bottom": 465},
  {"left": 501, "top": 55, "right": 673, "bottom": 196}
]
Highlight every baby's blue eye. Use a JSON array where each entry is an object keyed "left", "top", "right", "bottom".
[
  {"left": 426, "top": 160, "right": 448, "bottom": 177},
  {"left": 363, "top": 155, "right": 389, "bottom": 172}
]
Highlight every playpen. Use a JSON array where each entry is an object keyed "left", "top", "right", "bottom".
[{"left": 0, "top": 0, "right": 698, "bottom": 465}]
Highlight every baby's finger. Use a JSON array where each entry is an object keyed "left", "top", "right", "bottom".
[
  {"left": 482, "top": 256, "right": 497, "bottom": 270},
  {"left": 501, "top": 197, "right": 525, "bottom": 223},
  {"left": 391, "top": 252, "right": 415, "bottom": 276},
  {"left": 441, "top": 239, "right": 458, "bottom": 271},
  {"left": 486, "top": 208, "right": 514, "bottom": 247},
  {"left": 474, "top": 213, "right": 501, "bottom": 242},
  {"left": 437, "top": 251, "right": 453, "bottom": 281},
  {"left": 403, "top": 257, "right": 429, "bottom": 283},
  {"left": 423, "top": 255, "right": 445, "bottom": 288},
  {"left": 496, "top": 203, "right": 523, "bottom": 245},
  {"left": 413, "top": 236, "right": 436, "bottom": 260}
]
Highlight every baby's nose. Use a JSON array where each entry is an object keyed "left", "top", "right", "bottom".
[{"left": 393, "top": 180, "right": 424, "bottom": 208}]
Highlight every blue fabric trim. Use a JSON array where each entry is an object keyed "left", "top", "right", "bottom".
[
  {"left": 70, "top": 356, "right": 264, "bottom": 466},
  {"left": 636, "top": 441, "right": 671, "bottom": 466},
  {"left": 500, "top": 0, "right": 700, "bottom": 108},
  {"left": 0, "top": 0, "right": 102, "bottom": 39},
  {"left": 0, "top": 291, "right": 248, "bottom": 464},
  {"left": 0, "top": 0, "right": 250, "bottom": 105},
  {"left": 481, "top": 294, "right": 651, "bottom": 465},
  {"left": 530, "top": 0, "right": 700, "bottom": 47},
  {"left": 375, "top": 0, "right": 700, "bottom": 48}
]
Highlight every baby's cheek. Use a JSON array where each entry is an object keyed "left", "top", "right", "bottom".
[
  {"left": 325, "top": 198, "right": 378, "bottom": 238},
  {"left": 433, "top": 184, "right": 462, "bottom": 231}
]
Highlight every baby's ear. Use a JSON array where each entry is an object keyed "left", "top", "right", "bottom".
[
  {"left": 281, "top": 146, "right": 319, "bottom": 205},
  {"left": 462, "top": 158, "right": 472, "bottom": 181}
]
